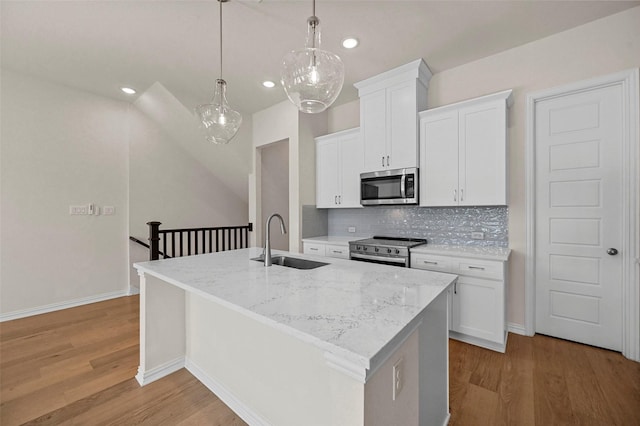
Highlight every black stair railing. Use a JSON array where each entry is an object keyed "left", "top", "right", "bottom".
[{"left": 130, "top": 221, "right": 253, "bottom": 261}]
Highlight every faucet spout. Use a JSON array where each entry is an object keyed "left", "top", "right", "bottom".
[{"left": 264, "top": 213, "right": 287, "bottom": 267}]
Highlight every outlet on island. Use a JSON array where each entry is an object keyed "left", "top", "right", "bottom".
[
  {"left": 471, "top": 232, "right": 485, "bottom": 240},
  {"left": 348, "top": 226, "right": 356, "bottom": 233}
]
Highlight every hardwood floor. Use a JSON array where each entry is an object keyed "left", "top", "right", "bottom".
[{"left": 1, "top": 296, "right": 639, "bottom": 425}]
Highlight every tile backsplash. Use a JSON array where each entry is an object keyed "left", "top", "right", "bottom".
[{"left": 328, "top": 206, "right": 508, "bottom": 247}]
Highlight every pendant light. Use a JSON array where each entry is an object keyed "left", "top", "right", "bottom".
[
  {"left": 281, "top": 0, "right": 344, "bottom": 114},
  {"left": 195, "top": 0, "right": 242, "bottom": 144}
]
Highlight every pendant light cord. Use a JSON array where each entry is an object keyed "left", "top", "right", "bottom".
[{"left": 219, "top": 0, "right": 223, "bottom": 79}]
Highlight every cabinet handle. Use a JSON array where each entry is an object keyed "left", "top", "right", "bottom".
[
  {"left": 468, "top": 266, "right": 485, "bottom": 270},
  {"left": 334, "top": 195, "right": 338, "bottom": 204},
  {"left": 382, "top": 156, "right": 385, "bottom": 167},
  {"left": 454, "top": 281, "right": 457, "bottom": 294},
  {"left": 332, "top": 250, "right": 342, "bottom": 254},
  {"left": 423, "top": 261, "right": 438, "bottom": 265},
  {"left": 453, "top": 189, "right": 457, "bottom": 202},
  {"left": 460, "top": 188, "right": 464, "bottom": 201},
  {"left": 386, "top": 155, "right": 390, "bottom": 167},
  {"left": 310, "top": 248, "right": 318, "bottom": 251}
]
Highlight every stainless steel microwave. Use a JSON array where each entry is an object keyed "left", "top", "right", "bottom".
[{"left": 360, "top": 167, "right": 419, "bottom": 205}]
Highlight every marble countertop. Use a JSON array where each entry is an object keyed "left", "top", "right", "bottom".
[
  {"left": 134, "top": 247, "right": 456, "bottom": 378},
  {"left": 303, "top": 235, "right": 511, "bottom": 261},
  {"left": 411, "top": 244, "right": 511, "bottom": 261}
]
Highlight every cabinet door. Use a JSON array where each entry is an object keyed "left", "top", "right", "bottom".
[
  {"left": 360, "top": 90, "right": 388, "bottom": 172},
  {"left": 458, "top": 101, "right": 507, "bottom": 205},
  {"left": 388, "top": 81, "right": 418, "bottom": 170},
  {"left": 338, "top": 131, "right": 363, "bottom": 208},
  {"left": 420, "top": 110, "right": 459, "bottom": 206},
  {"left": 451, "top": 276, "right": 504, "bottom": 344},
  {"left": 316, "top": 139, "right": 339, "bottom": 208}
]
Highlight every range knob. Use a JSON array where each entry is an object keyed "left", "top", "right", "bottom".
[
  {"left": 374, "top": 247, "right": 379, "bottom": 253},
  {"left": 363, "top": 246, "right": 368, "bottom": 251},
  {"left": 387, "top": 248, "right": 392, "bottom": 254},
  {"left": 356, "top": 245, "right": 361, "bottom": 250},
  {"left": 395, "top": 249, "right": 400, "bottom": 254}
]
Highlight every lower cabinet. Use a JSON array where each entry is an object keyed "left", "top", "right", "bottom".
[
  {"left": 302, "top": 241, "right": 349, "bottom": 260},
  {"left": 411, "top": 252, "right": 508, "bottom": 352}
]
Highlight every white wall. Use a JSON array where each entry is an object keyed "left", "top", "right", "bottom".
[
  {"left": 251, "top": 100, "right": 327, "bottom": 253},
  {"left": 260, "top": 140, "right": 289, "bottom": 251},
  {"left": 327, "top": 6, "right": 640, "bottom": 327},
  {"left": 1, "top": 70, "right": 130, "bottom": 316}
]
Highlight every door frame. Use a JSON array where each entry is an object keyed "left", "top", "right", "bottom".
[{"left": 524, "top": 69, "right": 640, "bottom": 361}]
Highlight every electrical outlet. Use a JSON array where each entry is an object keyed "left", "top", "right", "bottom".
[
  {"left": 69, "top": 205, "right": 88, "bottom": 215},
  {"left": 471, "top": 231, "right": 485, "bottom": 240},
  {"left": 392, "top": 358, "right": 404, "bottom": 401},
  {"left": 103, "top": 206, "right": 115, "bottom": 215},
  {"left": 348, "top": 226, "right": 356, "bottom": 233}
]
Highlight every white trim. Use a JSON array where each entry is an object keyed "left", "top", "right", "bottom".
[
  {"left": 507, "top": 322, "right": 527, "bottom": 336},
  {"left": 0, "top": 290, "right": 130, "bottom": 322},
  {"left": 525, "top": 68, "right": 640, "bottom": 361},
  {"left": 323, "top": 351, "right": 368, "bottom": 383},
  {"left": 449, "top": 330, "right": 507, "bottom": 353},
  {"left": 135, "top": 356, "right": 185, "bottom": 387},
  {"left": 185, "top": 358, "right": 271, "bottom": 426}
]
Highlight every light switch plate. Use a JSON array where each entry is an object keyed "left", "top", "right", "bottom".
[{"left": 471, "top": 232, "right": 485, "bottom": 240}]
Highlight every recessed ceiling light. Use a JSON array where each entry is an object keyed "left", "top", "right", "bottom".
[
  {"left": 120, "top": 87, "right": 136, "bottom": 95},
  {"left": 262, "top": 81, "right": 276, "bottom": 88},
  {"left": 342, "top": 37, "right": 359, "bottom": 49}
]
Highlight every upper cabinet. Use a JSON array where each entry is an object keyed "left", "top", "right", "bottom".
[
  {"left": 355, "top": 59, "right": 432, "bottom": 173},
  {"left": 419, "top": 90, "right": 513, "bottom": 207},
  {"left": 315, "top": 127, "right": 363, "bottom": 208}
]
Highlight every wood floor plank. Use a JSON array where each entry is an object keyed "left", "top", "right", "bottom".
[{"left": 495, "top": 334, "right": 535, "bottom": 426}]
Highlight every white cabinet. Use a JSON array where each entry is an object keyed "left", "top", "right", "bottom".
[
  {"left": 302, "top": 240, "right": 350, "bottom": 260},
  {"left": 411, "top": 252, "right": 508, "bottom": 352},
  {"left": 355, "top": 59, "right": 432, "bottom": 173},
  {"left": 419, "top": 90, "right": 512, "bottom": 206},
  {"left": 315, "top": 128, "right": 362, "bottom": 208}
]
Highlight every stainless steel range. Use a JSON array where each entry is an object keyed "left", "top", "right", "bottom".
[{"left": 349, "top": 236, "right": 427, "bottom": 267}]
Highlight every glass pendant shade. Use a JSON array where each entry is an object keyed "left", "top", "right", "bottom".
[
  {"left": 195, "top": 79, "right": 242, "bottom": 145},
  {"left": 281, "top": 16, "right": 344, "bottom": 114}
]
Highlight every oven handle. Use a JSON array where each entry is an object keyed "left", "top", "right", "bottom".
[
  {"left": 350, "top": 252, "right": 408, "bottom": 264},
  {"left": 400, "top": 174, "right": 406, "bottom": 199}
]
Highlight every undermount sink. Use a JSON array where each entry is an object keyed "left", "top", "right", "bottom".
[{"left": 252, "top": 256, "right": 329, "bottom": 270}]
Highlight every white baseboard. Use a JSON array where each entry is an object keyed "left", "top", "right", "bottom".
[
  {"left": 507, "top": 322, "right": 527, "bottom": 336},
  {"left": 185, "top": 358, "right": 270, "bottom": 426},
  {"left": 135, "top": 357, "right": 185, "bottom": 387},
  {"left": 0, "top": 290, "right": 130, "bottom": 322}
]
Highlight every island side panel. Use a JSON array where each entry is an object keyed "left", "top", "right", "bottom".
[
  {"left": 184, "top": 292, "right": 366, "bottom": 426},
  {"left": 136, "top": 272, "right": 186, "bottom": 386},
  {"left": 363, "top": 327, "right": 420, "bottom": 425},
  {"left": 419, "top": 290, "right": 450, "bottom": 426}
]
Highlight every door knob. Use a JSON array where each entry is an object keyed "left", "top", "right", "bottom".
[{"left": 607, "top": 248, "right": 619, "bottom": 255}]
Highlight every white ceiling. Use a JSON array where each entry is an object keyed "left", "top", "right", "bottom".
[{"left": 2, "top": 1, "right": 638, "bottom": 115}]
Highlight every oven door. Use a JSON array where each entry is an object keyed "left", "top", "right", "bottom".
[
  {"left": 349, "top": 252, "right": 409, "bottom": 267},
  {"left": 360, "top": 168, "right": 418, "bottom": 205}
]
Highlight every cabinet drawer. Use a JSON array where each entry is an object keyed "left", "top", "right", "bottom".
[
  {"left": 303, "top": 243, "right": 326, "bottom": 256},
  {"left": 410, "top": 254, "right": 453, "bottom": 273},
  {"left": 454, "top": 259, "right": 504, "bottom": 280},
  {"left": 325, "top": 244, "right": 350, "bottom": 259}
]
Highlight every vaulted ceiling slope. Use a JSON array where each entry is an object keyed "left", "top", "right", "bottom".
[{"left": 2, "top": 1, "right": 638, "bottom": 115}]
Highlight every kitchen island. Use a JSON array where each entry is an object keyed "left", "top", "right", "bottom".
[{"left": 134, "top": 247, "right": 457, "bottom": 426}]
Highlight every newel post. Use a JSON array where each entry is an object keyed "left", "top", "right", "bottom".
[{"left": 147, "top": 221, "right": 161, "bottom": 261}]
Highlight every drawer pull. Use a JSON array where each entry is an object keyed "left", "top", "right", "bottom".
[
  {"left": 332, "top": 250, "right": 342, "bottom": 254},
  {"left": 467, "top": 266, "right": 485, "bottom": 270},
  {"left": 310, "top": 248, "right": 319, "bottom": 251},
  {"left": 423, "top": 261, "right": 438, "bottom": 265}
]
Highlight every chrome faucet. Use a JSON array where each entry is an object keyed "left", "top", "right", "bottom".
[{"left": 264, "top": 213, "right": 287, "bottom": 266}]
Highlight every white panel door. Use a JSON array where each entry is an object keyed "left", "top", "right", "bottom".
[
  {"left": 315, "top": 139, "right": 339, "bottom": 208},
  {"left": 459, "top": 101, "right": 507, "bottom": 206},
  {"left": 420, "top": 110, "right": 459, "bottom": 206},
  {"left": 388, "top": 81, "right": 418, "bottom": 169},
  {"left": 338, "top": 131, "right": 363, "bottom": 208},
  {"left": 535, "top": 84, "right": 623, "bottom": 351},
  {"left": 361, "top": 90, "right": 387, "bottom": 172}
]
